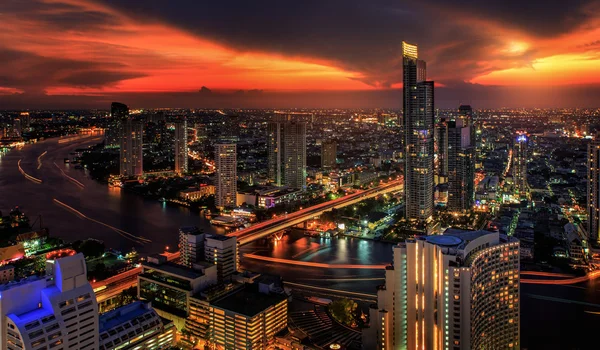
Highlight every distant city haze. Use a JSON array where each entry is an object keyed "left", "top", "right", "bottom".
[{"left": 1, "top": 0, "right": 600, "bottom": 109}]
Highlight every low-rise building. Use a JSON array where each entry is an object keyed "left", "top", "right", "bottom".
[
  {"left": 178, "top": 184, "right": 215, "bottom": 201},
  {"left": 99, "top": 301, "right": 175, "bottom": 350}
]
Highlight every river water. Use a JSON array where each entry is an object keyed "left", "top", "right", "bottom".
[{"left": 1, "top": 136, "right": 599, "bottom": 349}]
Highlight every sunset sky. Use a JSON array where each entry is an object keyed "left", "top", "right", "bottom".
[{"left": 1, "top": 0, "right": 600, "bottom": 109}]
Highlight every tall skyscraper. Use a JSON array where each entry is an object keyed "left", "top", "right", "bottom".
[
  {"left": 588, "top": 134, "right": 600, "bottom": 242},
  {"left": 106, "top": 102, "right": 128, "bottom": 148},
  {"left": 215, "top": 143, "right": 237, "bottom": 208},
  {"left": 321, "top": 139, "right": 337, "bottom": 169},
  {"left": 364, "top": 230, "right": 520, "bottom": 350},
  {"left": 513, "top": 133, "right": 528, "bottom": 196},
  {"left": 267, "top": 115, "right": 307, "bottom": 190},
  {"left": 0, "top": 253, "right": 99, "bottom": 350},
  {"left": 447, "top": 106, "right": 475, "bottom": 212},
  {"left": 436, "top": 118, "right": 449, "bottom": 176},
  {"left": 204, "top": 234, "right": 238, "bottom": 283},
  {"left": 402, "top": 41, "right": 435, "bottom": 223},
  {"left": 174, "top": 118, "right": 188, "bottom": 174},
  {"left": 119, "top": 115, "right": 144, "bottom": 177}
]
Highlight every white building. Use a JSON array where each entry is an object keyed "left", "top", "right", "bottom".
[
  {"left": 364, "top": 230, "right": 520, "bottom": 350},
  {"left": 215, "top": 143, "right": 237, "bottom": 208},
  {"left": 0, "top": 253, "right": 99, "bottom": 350}
]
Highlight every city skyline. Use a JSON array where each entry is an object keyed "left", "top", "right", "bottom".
[{"left": 1, "top": 1, "right": 600, "bottom": 109}]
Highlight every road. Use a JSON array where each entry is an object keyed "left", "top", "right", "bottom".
[{"left": 229, "top": 179, "right": 403, "bottom": 245}]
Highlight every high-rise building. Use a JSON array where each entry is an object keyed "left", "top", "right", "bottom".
[
  {"left": 174, "top": 119, "right": 188, "bottom": 174},
  {"left": 402, "top": 41, "right": 435, "bottom": 223},
  {"left": 588, "top": 134, "right": 600, "bottom": 242},
  {"left": 364, "top": 230, "right": 520, "bottom": 350},
  {"left": 0, "top": 253, "right": 99, "bottom": 350},
  {"left": 120, "top": 117, "right": 144, "bottom": 177},
  {"left": 436, "top": 118, "right": 449, "bottom": 177},
  {"left": 19, "top": 112, "right": 31, "bottom": 128},
  {"left": 179, "top": 226, "right": 205, "bottom": 268},
  {"left": 138, "top": 254, "right": 217, "bottom": 326},
  {"left": 205, "top": 234, "right": 238, "bottom": 283},
  {"left": 215, "top": 143, "right": 237, "bottom": 208},
  {"left": 447, "top": 109, "right": 475, "bottom": 212},
  {"left": 321, "top": 140, "right": 337, "bottom": 169},
  {"left": 513, "top": 133, "right": 528, "bottom": 196},
  {"left": 267, "top": 115, "right": 307, "bottom": 190},
  {"left": 107, "top": 102, "right": 128, "bottom": 148}
]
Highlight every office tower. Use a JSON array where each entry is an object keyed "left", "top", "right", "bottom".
[
  {"left": 267, "top": 115, "right": 307, "bottom": 190},
  {"left": 12, "top": 118, "right": 22, "bottom": 137},
  {"left": 20, "top": 112, "right": 31, "bottom": 128},
  {"left": 0, "top": 253, "right": 99, "bottom": 350},
  {"left": 402, "top": 41, "right": 435, "bottom": 223},
  {"left": 120, "top": 116, "right": 144, "bottom": 177},
  {"left": 215, "top": 143, "right": 237, "bottom": 208},
  {"left": 364, "top": 230, "right": 520, "bottom": 350},
  {"left": 205, "top": 234, "right": 238, "bottom": 282},
  {"left": 174, "top": 118, "right": 188, "bottom": 174},
  {"left": 179, "top": 226, "right": 205, "bottom": 267},
  {"left": 98, "top": 301, "right": 176, "bottom": 350},
  {"left": 436, "top": 118, "right": 449, "bottom": 176},
  {"left": 210, "top": 284, "right": 288, "bottom": 349},
  {"left": 321, "top": 140, "right": 337, "bottom": 169},
  {"left": 106, "top": 102, "right": 128, "bottom": 147},
  {"left": 138, "top": 254, "right": 217, "bottom": 323},
  {"left": 447, "top": 116, "right": 475, "bottom": 212},
  {"left": 513, "top": 133, "right": 528, "bottom": 195},
  {"left": 588, "top": 134, "right": 600, "bottom": 242}
]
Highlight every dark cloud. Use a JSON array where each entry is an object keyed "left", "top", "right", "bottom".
[
  {"left": 96, "top": 0, "right": 599, "bottom": 87},
  {"left": 59, "top": 71, "right": 145, "bottom": 88},
  {"left": 0, "top": 48, "right": 141, "bottom": 93}
]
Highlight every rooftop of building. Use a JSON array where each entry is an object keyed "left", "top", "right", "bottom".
[
  {"left": 206, "top": 233, "right": 235, "bottom": 242},
  {"left": 211, "top": 285, "right": 287, "bottom": 318},
  {"left": 443, "top": 228, "right": 497, "bottom": 244},
  {"left": 99, "top": 301, "right": 157, "bottom": 333},
  {"left": 142, "top": 260, "right": 206, "bottom": 280},
  {"left": 179, "top": 226, "right": 203, "bottom": 235}
]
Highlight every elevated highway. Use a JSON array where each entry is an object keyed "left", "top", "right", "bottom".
[{"left": 229, "top": 179, "right": 403, "bottom": 245}]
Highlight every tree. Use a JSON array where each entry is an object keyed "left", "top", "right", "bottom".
[
  {"left": 114, "top": 286, "right": 137, "bottom": 308},
  {"left": 328, "top": 298, "right": 358, "bottom": 326}
]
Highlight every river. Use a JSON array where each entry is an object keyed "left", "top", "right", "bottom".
[{"left": 1, "top": 136, "right": 599, "bottom": 349}]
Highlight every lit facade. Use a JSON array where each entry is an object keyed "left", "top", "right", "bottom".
[
  {"left": 0, "top": 253, "right": 99, "bottom": 350},
  {"left": 436, "top": 118, "right": 448, "bottom": 177},
  {"left": 321, "top": 140, "right": 337, "bottom": 169},
  {"left": 120, "top": 116, "right": 144, "bottom": 177},
  {"left": 513, "top": 133, "right": 528, "bottom": 196},
  {"left": 215, "top": 143, "right": 237, "bottom": 208},
  {"left": 402, "top": 41, "right": 435, "bottom": 223},
  {"left": 588, "top": 133, "right": 600, "bottom": 241},
  {"left": 364, "top": 230, "right": 520, "bottom": 350},
  {"left": 174, "top": 119, "right": 188, "bottom": 174},
  {"left": 267, "top": 115, "right": 307, "bottom": 190},
  {"left": 179, "top": 226, "right": 205, "bottom": 268},
  {"left": 210, "top": 286, "right": 288, "bottom": 350},
  {"left": 99, "top": 301, "right": 175, "bottom": 350},
  {"left": 204, "top": 234, "right": 238, "bottom": 283},
  {"left": 447, "top": 106, "right": 475, "bottom": 212},
  {"left": 106, "top": 102, "right": 128, "bottom": 148},
  {"left": 138, "top": 254, "right": 217, "bottom": 326}
]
